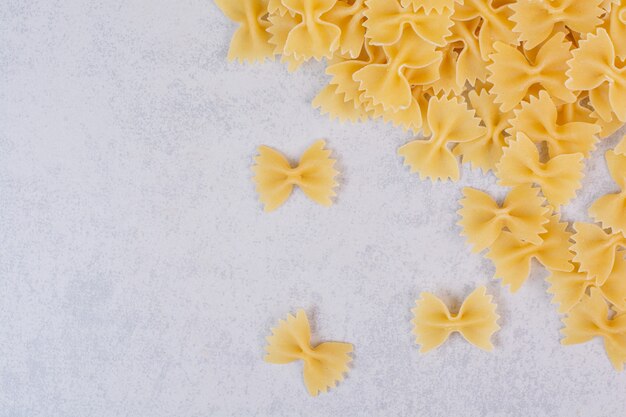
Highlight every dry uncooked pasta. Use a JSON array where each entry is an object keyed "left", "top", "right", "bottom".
[{"left": 216, "top": 0, "right": 626, "bottom": 372}]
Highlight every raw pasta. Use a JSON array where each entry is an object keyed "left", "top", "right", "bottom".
[
  {"left": 411, "top": 286, "right": 500, "bottom": 352},
  {"left": 265, "top": 310, "right": 353, "bottom": 396},
  {"left": 457, "top": 185, "right": 549, "bottom": 253},
  {"left": 252, "top": 140, "right": 339, "bottom": 211},
  {"left": 589, "top": 150, "right": 626, "bottom": 234},
  {"left": 571, "top": 222, "right": 626, "bottom": 285}
]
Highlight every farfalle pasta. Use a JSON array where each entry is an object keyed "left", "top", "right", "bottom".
[
  {"left": 486, "top": 215, "right": 574, "bottom": 292},
  {"left": 457, "top": 185, "right": 549, "bottom": 253},
  {"left": 252, "top": 140, "right": 339, "bottom": 211},
  {"left": 589, "top": 150, "right": 626, "bottom": 234},
  {"left": 412, "top": 286, "right": 500, "bottom": 352},
  {"left": 399, "top": 96, "right": 485, "bottom": 181},
  {"left": 561, "top": 289, "right": 626, "bottom": 371},
  {"left": 496, "top": 133, "right": 584, "bottom": 207},
  {"left": 265, "top": 310, "right": 353, "bottom": 396},
  {"left": 571, "top": 222, "right": 626, "bottom": 285}
]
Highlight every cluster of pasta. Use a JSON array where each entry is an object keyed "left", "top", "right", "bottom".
[{"left": 216, "top": 0, "right": 626, "bottom": 371}]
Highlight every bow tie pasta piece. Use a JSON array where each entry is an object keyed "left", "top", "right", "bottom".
[
  {"left": 453, "top": 88, "right": 514, "bottom": 172},
  {"left": 496, "top": 133, "right": 584, "bottom": 208},
  {"left": 313, "top": 84, "right": 367, "bottom": 122},
  {"left": 548, "top": 258, "right": 626, "bottom": 314},
  {"left": 561, "top": 289, "right": 626, "bottom": 371},
  {"left": 353, "top": 30, "right": 441, "bottom": 111},
  {"left": 453, "top": 0, "right": 518, "bottom": 61},
  {"left": 571, "top": 222, "right": 626, "bottom": 286},
  {"left": 252, "top": 140, "right": 339, "bottom": 212},
  {"left": 214, "top": 0, "right": 275, "bottom": 63},
  {"left": 400, "top": 0, "right": 460, "bottom": 14},
  {"left": 609, "top": 2, "right": 626, "bottom": 60},
  {"left": 265, "top": 310, "right": 353, "bottom": 396},
  {"left": 411, "top": 286, "right": 500, "bottom": 353},
  {"left": 280, "top": 0, "right": 342, "bottom": 60},
  {"left": 589, "top": 150, "right": 626, "bottom": 234},
  {"left": 488, "top": 32, "right": 576, "bottom": 112},
  {"left": 267, "top": 12, "right": 307, "bottom": 72},
  {"left": 486, "top": 214, "right": 574, "bottom": 292},
  {"left": 448, "top": 18, "right": 489, "bottom": 87},
  {"left": 508, "top": 91, "right": 600, "bottom": 158},
  {"left": 363, "top": 0, "right": 453, "bottom": 46},
  {"left": 510, "top": 0, "right": 604, "bottom": 50},
  {"left": 399, "top": 96, "right": 486, "bottom": 181},
  {"left": 457, "top": 186, "right": 550, "bottom": 253},
  {"left": 325, "top": 0, "right": 367, "bottom": 58},
  {"left": 566, "top": 29, "right": 626, "bottom": 122}
]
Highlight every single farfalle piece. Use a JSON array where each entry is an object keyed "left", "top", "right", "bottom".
[
  {"left": 398, "top": 96, "right": 486, "bottom": 181},
  {"left": 508, "top": 91, "right": 600, "bottom": 158},
  {"left": 571, "top": 222, "right": 626, "bottom": 285},
  {"left": 400, "top": 0, "right": 460, "bottom": 14},
  {"left": 458, "top": 185, "right": 550, "bottom": 253},
  {"left": 252, "top": 140, "right": 339, "bottom": 212},
  {"left": 363, "top": 0, "right": 453, "bottom": 46},
  {"left": 267, "top": 11, "right": 307, "bottom": 72},
  {"left": 486, "top": 214, "right": 574, "bottom": 292},
  {"left": 547, "top": 259, "right": 626, "bottom": 314},
  {"left": 353, "top": 30, "right": 441, "bottom": 111},
  {"left": 215, "top": 0, "right": 275, "bottom": 63},
  {"left": 281, "top": 0, "right": 341, "bottom": 60},
  {"left": 608, "top": 2, "right": 626, "bottom": 60},
  {"left": 589, "top": 150, "right": 626, "bottom": 235},
  {"left": 265, "top": 310, "right": 353, "bottom": 396},
  {"left": 411, "top": 286, "right": 500, "bottom": 353},
  {"left": 510, "top": 0, "right": 604, "bottom": 50},
  {"left": 566, "top": 29, "right": 626, "bottom": 122},
  {"left": 453, "top": 88, "right": 514, "bottom": 172},
  {"left": 496, "top": 133, "right": 584, "bottom": 208},
  {"left": 488, "top": 32, "right": 576, "bottom": 112},
  {"left": 561, "top": 289, "right": 626, "bottom": 371}
]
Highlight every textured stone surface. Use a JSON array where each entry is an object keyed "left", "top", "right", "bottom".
[{"left": 1, "top": 1, "right": 625, "bottom": 416}]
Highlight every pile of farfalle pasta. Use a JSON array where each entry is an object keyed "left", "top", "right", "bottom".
[{"left": 215, "top": 0, "right": 626, "bottom": 392}]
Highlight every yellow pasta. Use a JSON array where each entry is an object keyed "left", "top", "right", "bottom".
[
  {"left": 411, "top": 286, "right": 500, "bottom": 353},
  {"left": 457, "top": 185, "right": 549, "bottom": 253},
  {"left": 566, "top": 29, "right": 626, "bottom": 122},
  {"left": 214, "top": 0, "right": 275, "bottom": 63},
  {"left": 589, "top": 150, "right": 626, "bottom": 235},
  {"left": 453, "top": 88, "right": 513, "bottom": 172},
  {"left": 548, "top": 259, "right": 626, "bottom": 314},
  {"left": 561, "top": 289, "right": 626, "bottom": 371},
  {"left": 401, "top": 0, "right": 460, "bottom": 14},
  {"left": 496, "top": 133, "right": 584, "bottom": 208},
  {"left": 399, "top": 96, "right": 485, "bottom": 181},
  {"left": 508, "top": 91, "right": 600, "bottom": 158},
  {"left": 608, "top": 1, "right": 626, "bottom": 60},
  {"left": 252, "top": 140, "right": 339, "bottom": 211},
  {"left": 616, "top": 135, "right": 626, "bottom": 155},
  {"left": 510, "top": 0, "right": 604, "bottom": 49},
  {"left": 488, "top": 32, "right": 576, "bottom": 112},
  {"left": 265, "top": 310, "right": 353, "bottom": 396},
  {"left": 326, "top": 0, "right": 367, "bottom": 58},
  {"left": 571, "top": 222, "right": 626, "bottom": 285},
  {"left": 486, "top": 215, "right": 574, "bottom": 292}
]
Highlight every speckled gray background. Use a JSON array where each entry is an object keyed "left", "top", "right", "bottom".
[{"left": 1, "top": 1, "right": 625, "bottom": 416}]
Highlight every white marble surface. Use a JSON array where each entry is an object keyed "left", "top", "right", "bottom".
[{"left": 1, "top": 1, "right": 626, "bottom": 416}]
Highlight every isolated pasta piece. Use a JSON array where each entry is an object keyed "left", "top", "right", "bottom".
[
  {"left": 265, "top": 310, "right": 353, "bottom": 396},
  {"left": 215, "top": 0, "right": 275, "bottom": 63},
  {"left": 458, "top": 186, "right": 549, "bottom": 253},
  {"left": 363, "top": 0, "right": 453, "bottom": 46},
  {"left": 400, "top": 0, "right": 460, "bottom": 14},
  {"left": 571, "top": 222, "right": 626, "bottom": 285},
  {"left": 496, "top": 134, "right": 584, "bottom": 208},
  {"left": 252, "top": 140, "right": 339, "bottom": 211},
  {"left": 280, "top": 0, "right": 341, "bottom": 60},
  {"left": 561, "top": 289, "right": 626, "bottom": 371},
  {"left": 486, "top": 215, "right": 574, "bottom": 292},
  {"left": 354, "top": 29, "right": 441, "bottom": 111},
  {"left": 399, "top": 96, "right": 486, "bottom": 181},
  {"left": 411, "top": 286, "right": 500, "bottom": 353},
  {"left": 510, "top": 0, "right": 604, "bottom": 49},
  {"left": 453, "top": 88, "right": 514, "bottom": 172},
  {"left": 508, "top": 91, "right": 600, "bottom": 158},
  {"left": 547, "top": 258, "right": 626, "bottom": 314},
  {"left": 615, "top": 135, "right": 626, "bottom": 156},
  {"left": 589, "top": 150, "right": 626, "bottom": 234},
  {"left": 566, "top": 29, "right": 626, "bottom": 122},
  {"left": 608, "top": 2, "right": 626, "bottom": 60},
  {"left": 488, "top": 32, "right": 576, "bottom": 112}
]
